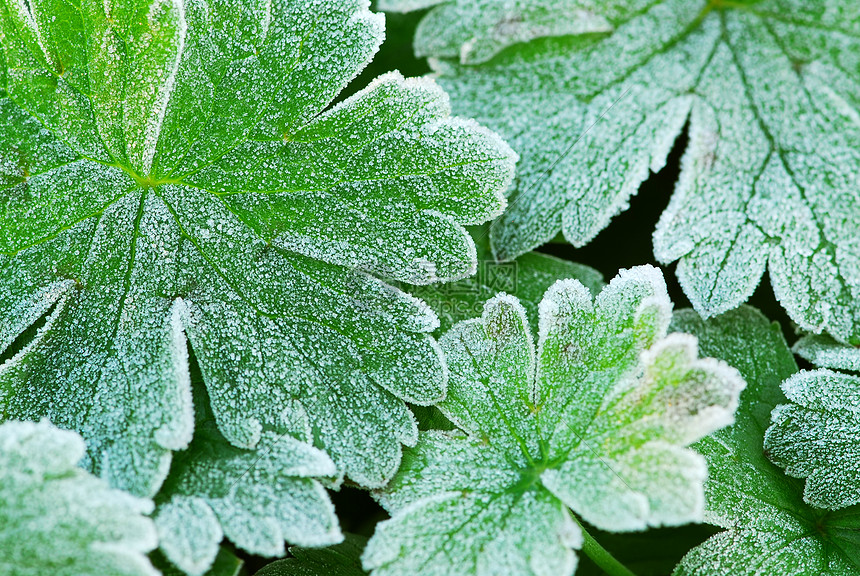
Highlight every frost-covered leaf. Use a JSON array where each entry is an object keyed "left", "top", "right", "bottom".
[
  {"left": 363, "top": 265, "right": 744, "bottom": 576},
  {"left": 0, "top": 419, "right": 158, "bottom": 576},
  {"left": 0, "top": 0, "right": 516, "bottom": 495},
  {"left": 406, "top": 230, "right": 603, "bottom": 334},
  {"left": 379, "top": 0, "right": 612, "bottom": 65},
  {"left": 154, "top": 423, "right": 339, "bottom": 575},
  {"left": 793, "top": 334, "right": 860, "bottom": 372},
  {"left": 671, "top": 307, "right": 860, "bottom": 576},
  {"left": 154, "top": 370, "right": 340, "bottom": 576},
  {"left": 764, "top": 370, "right": 860, "bottom": 511},
  {"left": 387, "top": 0, "right": 860, "bottom": 344},
  {"left": 256, "top": 534, "right": 368, "bottom": 576}
]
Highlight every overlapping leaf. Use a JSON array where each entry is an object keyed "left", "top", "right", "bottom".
[
  {"left": 0, "top": 0, "right": 516, "bottom": 496},
  {"left": 256, "top": 535, "right": 368, "bottom": 576},
  {"left": 764, "top": 370, "right": 860, "bottom": 511},
  {"left": 362, "top": 266, "right": 744, "bottom": 576},
  {"left": 793, "top": 334, "right": 860, "bottom": 372},
  {"left": 154, "top": 370, "right": 340, "bottom": 576},
  {"left": 406, "top": 230, "right": 603, "bottom": 334},
  {"left": 384, "top": 0, "right": 860, "bottom": 344},
  {"left": 406, "top": 234, "right": 602, "bottom": 432},
  {"left": 671, "top": 307, "right": 860, "bottom": 576},
  {"left": 0, "top": 419, "right": 158, "bottom": 576}
]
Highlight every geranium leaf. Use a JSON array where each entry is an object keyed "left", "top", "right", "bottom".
[
  {"left": 0, "top": 419, "right": 158, "bottom": 576},
  {"left": 255, "top": 534, "right": 369, "bottom": 576},
  {"left": 764, "top": 370, "right": 860, "bottom": 511},
  {"left": 362, "top": 266, "right": 744, "bottom": 576},
  {"left": 406, "top": 230, "right": 603, "bottom": 335},
  {"left": 0, "top": 0, "right": 516, "bottom": 496},
  {"left": 384, "top": 0, "right": 860, "bottom": 344},
  {"left": 793, "top": 334, "right": 860, "bottom": 372},
  {"left": 405, "top": 234, "right": 602, "bottom": 432},
  {"left": 671, "top": 307, "right": 860, "bottom": 576},
  {"left": 154, "top": 375, "right": 340, "bottom": 576}
]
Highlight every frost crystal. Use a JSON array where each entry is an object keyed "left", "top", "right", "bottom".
[
  {"left": 0, "top": 420, "right": 158, "bottom": 576},
  {"left": 363, "top": 266, "right": 744, "bottom": 576},
  {"left": 765, "top": 369, "right": 860, "bottom": 510},
  {"left": 0, "top": 0, "right": 516, "bottom": 495},
  {"left": 671, "top": 307, "right": 860, "bottom": 576},
  {"left": 385, "top": 0, "right": 860, "bottom": 344}
]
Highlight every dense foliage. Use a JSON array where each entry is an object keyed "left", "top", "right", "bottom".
[{"left": 1, "top": 1, "right": 858, "bottom": 575}]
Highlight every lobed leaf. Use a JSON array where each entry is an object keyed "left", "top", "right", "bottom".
[
  {"left": 386, "top": 0, "right": 860, "bottom": 344},
  {"left": 764, "top": 370, "right": 860, "bottom": 511},
  {"left": 0, "top": 0, "right": 516, "bottom": 496},
  {"left": 0, "top": 419, "right": 158, "bottom": 576},
  {"left": 671, "top": 307, "right": 860, "bottom": 576},
  {"left": 363, "top": 266, "right": 744, "bottom": 576},
  {"left": 150, "top": 361, "right": 341, "bottom": 575},
  {"left": 155, "top": 415, "right": 340, "bottom": 575}
]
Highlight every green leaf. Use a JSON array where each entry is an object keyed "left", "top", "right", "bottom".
[
  {"left": 149, "top": 352, "right": 339, "bottom": 575},
  {"left": 0, "top": 419, "right": 158, "bottom": 576},
  {"left": 0, "top": 0, "right": 516, "bottom": 496},
  {"left": 385, "top": 0, "right": 860, "bottom": 344},
  {"left": 406, "top": 231, "right": 602, "bottom": 433},
  {"left": 362, "top": 266, "right": 744, "bottom": 576},
  {"left": 793, "top": 334, "right": 860, "bottom": 372},
  {"left": 255, "top": 534, "right": 368, "bottom": 576},
  {"left": 154, "top": 406, "right": 340, "bottom": 575},
  {"left": 670, "top": 307, "right": 860, "bottom": 576},
  {"left": 379, "top": 0, "right": 612, "bottom": 65},
  {"left": 406, "top": 231, "right": 603, "bottom": 335},
  {"left": 764, "top": 369, "right": 860, "bottom": 511}
]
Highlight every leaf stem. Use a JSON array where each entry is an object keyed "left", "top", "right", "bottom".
[{"left": 577, "top": 520, "right": 637, "bottom": 576}]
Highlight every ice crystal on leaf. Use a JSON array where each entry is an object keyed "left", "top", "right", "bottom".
[
  {"left": 671, "top": 307, "right": 860, "bottom": 576},
  {"left": 764, "top": 370, "right": 860, "bottom": 511},
  {"left": 362, "top": 266, "right": 745, "bottom": 576},
  {"left": 0, "top": 420, "right": 158, "bottom": 576},
  {"left": 384, "top": 0, "right": 860, "bottom": 344},
  {"left": 0, "top": 0, "right": 516, "bottom": 496}
]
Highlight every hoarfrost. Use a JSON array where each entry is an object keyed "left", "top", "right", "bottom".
[
  {"left": 765, "top": 369, "right": 860, "bottom": 510},
  {"left": 671, "top": 308, "right": 860, "bottom": 575},
  {"left": 155, "top": 421, "right": 340, "bottom": 575},
  {"left": 793, "top": 333, "right": 860, "bottom": 372}
]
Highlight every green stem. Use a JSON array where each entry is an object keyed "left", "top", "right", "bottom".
[{"left": 578, "top": 521, "right": 637, "bottom": 576}]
